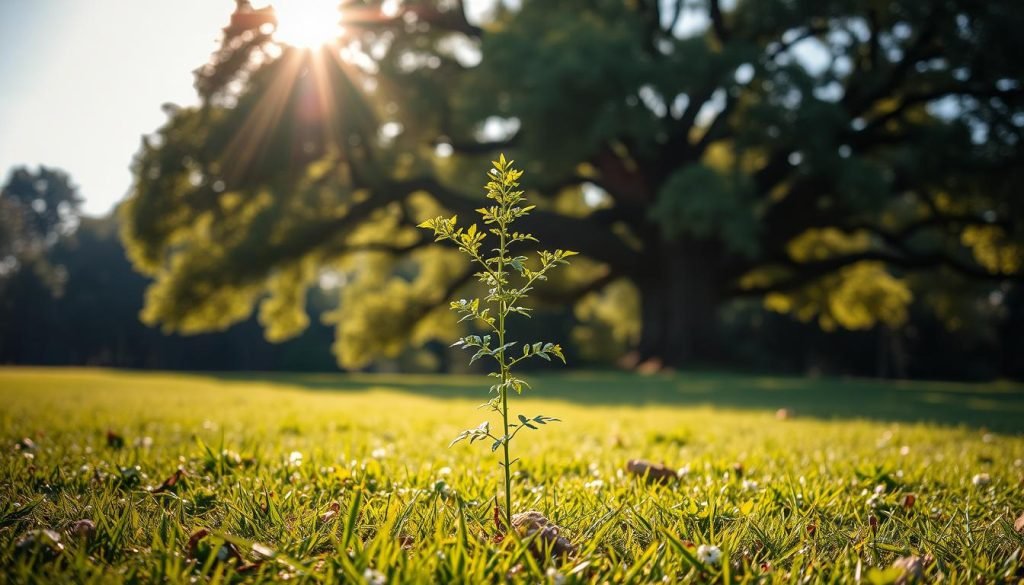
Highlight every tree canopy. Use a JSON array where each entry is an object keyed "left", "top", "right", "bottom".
[{"left": 121, "top": 0, "right": 1024, "bottom": 369}]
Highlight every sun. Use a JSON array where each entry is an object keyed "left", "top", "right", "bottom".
[{"left": 270, "top": 0, "right": 343, "bottom": 48}]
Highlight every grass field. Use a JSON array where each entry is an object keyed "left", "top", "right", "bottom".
[{"left": 1, "top": 368, "right": 1022, "bottom": 583}]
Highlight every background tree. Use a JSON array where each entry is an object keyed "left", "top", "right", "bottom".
[
  {"left": 121, "top": 0, "right": 1024, "bottom": 370},
  {"left": 0, "top": 209, "right": 340, "bottom": 370},
  {"left": 0, "top": 166, "right": 82, "bottom": 295}
]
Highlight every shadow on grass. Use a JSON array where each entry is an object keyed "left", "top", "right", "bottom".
[{"left": 199, "top": 370, "right": 1024, "bottom": 433}]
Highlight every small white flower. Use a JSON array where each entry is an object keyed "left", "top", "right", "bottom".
[
  {"left": 546, "top": 567, "right": 566, "bottom": 585},
  {"left": 676, "top": 465, "right": 691, "bottom": 478},
  {"left": 899, "top": 445, "right": 911, "bottom": 456},
  {"left": 696, "top": 544, "right": 722, "bottom": 566},
  {"left": 584, "top": 479, "right": 605, "bottom": 491},
  {"left": 867, "top": 494, "right": 882, "bottom": 509},
  {"left": 437, "top": 466, "right": 452, "bottom": 476},
  {"left": 874, "top": 484, "right": 887, "bottom": 495},
  {"left": 288, "top": 451, "right": 303, "bottom": 466},
  {"left": 251, "top": 542, "right": 274, "bottom": 559},
  {"left": 371, "top": 447, "right": 387, "bottom": 460},
  {"left": 971, "top": 473, "right": 991, "bottom": 486},
  {"left": 742, "top": 480, "right": 759, "bottom": 492},
  {"left": 363, "top": 568, "right": 386, "bottom": 585}
]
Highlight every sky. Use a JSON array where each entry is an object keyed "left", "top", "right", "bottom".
[
  {"left": 0, "top": 0, "right": 507, "bottom": 217},
  {"left": 0, "top": 0, "right": 234, "bottom": 216},
  {"left": 0, "top": 0, "right": 787, "bottom": 218}
]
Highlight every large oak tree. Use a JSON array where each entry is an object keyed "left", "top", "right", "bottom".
[{"left": 122, "top": 0, "right": 1024, "bottom": 368}]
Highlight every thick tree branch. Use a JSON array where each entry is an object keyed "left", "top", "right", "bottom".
[
  {"left": 692, "top": 92, "right": 737, "bottom": 158},
  {"left": 842, "top": 20, "right": 939, "bottom": 116},
  {"left": 709, "top": 0, "right": 730, "bottom": 43},
  {"left": 593, "top": 144, "right": 651, "bottom": 205},
  {"left": 765, "top": 23, "right": 829, "bottom": 61},
  {"left": 733, "top": 245, "right": 1022, "bottom": 298},
  {"left": 664, "top": 0, "right": 685, "bottom": 35},
  {"left": 860, "top": 85, "right": 1024, "bottom": 134}
]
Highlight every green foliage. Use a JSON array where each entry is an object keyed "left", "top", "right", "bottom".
[
  {"left": 120, "top": 0, "right": 1024, "bottom": 369},
  {"left": 418, "top": 155, "right": 575, "bottom": 526},
  {"left": 1, "top": 369, "right": 1023, "bottom": 582},
  {"left": 651, "top": 164, "right": 759, "bottom": 256}
]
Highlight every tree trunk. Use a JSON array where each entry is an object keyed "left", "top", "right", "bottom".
[{"left": 633, "top": 237, "right": 727, "bottom": 368}]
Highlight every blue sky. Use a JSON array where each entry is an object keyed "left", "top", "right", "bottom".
[{"left": 0, "top": 0, "right": 233, "bottom": 215}]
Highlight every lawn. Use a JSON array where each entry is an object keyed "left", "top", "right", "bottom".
[{"left": 0, "top": 367, "right": 1022, "bottom": 583}]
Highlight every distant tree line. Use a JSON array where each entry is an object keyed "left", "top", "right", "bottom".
[{"left": 0, "top": 167, "right": 336, "bottom": 371}]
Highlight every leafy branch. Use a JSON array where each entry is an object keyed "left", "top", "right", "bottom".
[{"left": 418, "top": 154, "right": 575, "bottom": 528}]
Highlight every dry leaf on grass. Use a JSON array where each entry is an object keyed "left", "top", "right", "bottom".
[
  {"left": 105, "top": 430, "right": 124, "bottom": 449},
  {"left": 625, "top": 459, "right": 678, "bottom": 484},
  {"left": 150, "top": 468, "right": 187, "bottom": 494},
  {"left": 15, "top": 529, "right": 64, "bottom": 560},
  {"left": 319, "top": 502, "right": 340, "bottom": 523},
  {"left": 511, "top": 511, "right": 577, "bottom": 560},
  {"left": 67, "top": 519, "right": 96, "bottom": 539}
]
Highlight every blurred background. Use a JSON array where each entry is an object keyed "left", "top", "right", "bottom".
[{"left": 1, "top": 0, "right": 1022, "bottom": 380}]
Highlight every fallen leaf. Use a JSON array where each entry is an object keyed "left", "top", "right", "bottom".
[
  {"left": 15, "top": 529, "right": 64, "bottom": 560},
  {"left": 67, "top": 519, "right": 96, "bottom": 539},
  {"left": 105, "top": 430, "right": 124, "bottom": 449},
  {"left": 319, "top": 502, "right": 340, "bottom": 523},
  {"left": 511, "top": 510, "right": 577, "bottom": 561},
  {"left": 1014, "top": 512, "right": 1024, "bottom": 534},
  {"left": 494, "top": 502, "right": 504, "bottom": 532},
  {"left": 626, "top": 459, "right": 678, "bottom": 484},
  {"left": 15, "top": 437, "right": 37, "bottom": 452},
  {"left": 186, "top": 528, "right": 210, "bottom": 561},
  {"left": 186, "top": 528, "right": 245, "bottom": 568},
  {"left": 150, "top": 468, "right": 187, "bottom": 494}
]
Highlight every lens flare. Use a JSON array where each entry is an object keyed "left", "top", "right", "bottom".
[{"left": 271, "top": 0, "right": 342, "bottom": 48}]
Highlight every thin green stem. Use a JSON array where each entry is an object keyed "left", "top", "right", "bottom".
[{"left": 497, "top": 197, "right": 513, "bottom": 530}]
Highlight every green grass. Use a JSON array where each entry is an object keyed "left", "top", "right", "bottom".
[{"left": 0, "top": 367, "right": 1022, "bottom": 583}]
